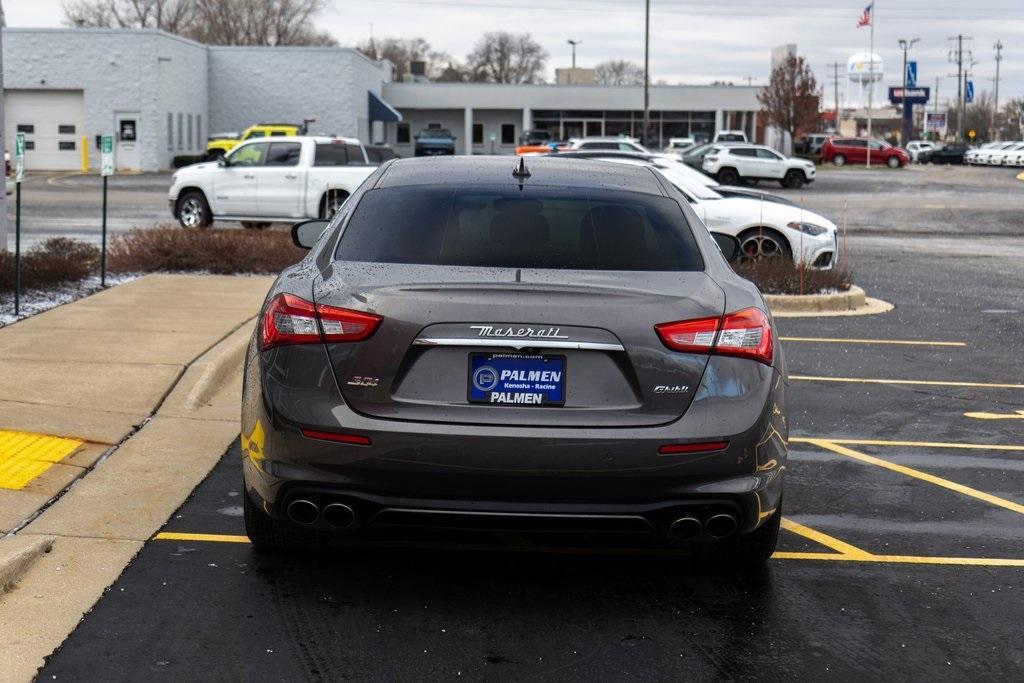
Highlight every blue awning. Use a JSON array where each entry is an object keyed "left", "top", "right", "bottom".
[{"left": 368, "top": 91, "right": 402, "bottom": 123}]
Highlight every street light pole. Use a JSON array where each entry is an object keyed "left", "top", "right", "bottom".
[
  {"left": 642, "top": 0, "right": 650, "bottom": 148},
  {"left": 567, "top": 39, "right": 581, "bottom": 70}
]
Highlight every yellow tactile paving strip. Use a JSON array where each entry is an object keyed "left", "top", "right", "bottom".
[{"left": 0, "top": 430, "right": 83, "bottom": 490}]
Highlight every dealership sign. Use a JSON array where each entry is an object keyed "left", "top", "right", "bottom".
[
  {"left": 925, "top": 112, "right": 947, "bottom": 132},
  {"left": 888, "top": 86, "right": 930, "bottom": 105}
]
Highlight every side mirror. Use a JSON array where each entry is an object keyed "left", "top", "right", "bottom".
[
  {"left": 291, "top": 219, "right": 331, "bottom": 249},
  {"left": 217, "top": 156, "right": 228, "bottom": 167},
  {"left": 710, "top": 232, "right": 741, "bottom": 263}
]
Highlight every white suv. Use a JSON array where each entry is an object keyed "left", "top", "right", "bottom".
[{"left": 702, "top": 144, "right": 816, "bottom": 189}]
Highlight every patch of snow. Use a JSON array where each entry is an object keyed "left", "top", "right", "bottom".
[{"left": 0, "top": 273, "right": 138, "bottom": 328}]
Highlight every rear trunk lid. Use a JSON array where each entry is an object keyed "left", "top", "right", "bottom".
[{"left": 314, "top": 263, "right": 724, "bottom": 428}]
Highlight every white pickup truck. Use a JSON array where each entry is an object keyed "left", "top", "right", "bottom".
[{"left": 168, "top": 136, "right": 384, "bottom": 228}]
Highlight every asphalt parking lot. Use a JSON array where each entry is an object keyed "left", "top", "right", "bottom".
[{"left": 36, "top": 167, "right": 1024, "bottom": 679}]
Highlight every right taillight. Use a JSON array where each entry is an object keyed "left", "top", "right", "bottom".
[
  {"left": 261, "top": 293, "right": 381, "bottom": 350},
  {"left": 655, "top": 307, "right": 773, "bottom": 365}
]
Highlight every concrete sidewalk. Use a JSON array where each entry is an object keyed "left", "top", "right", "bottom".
[
  {"left": 0, "top": 274, "right": 272, "bottom": 534},
  {"left": 0, "top": 273, "right": 273, "bottom": 680}
]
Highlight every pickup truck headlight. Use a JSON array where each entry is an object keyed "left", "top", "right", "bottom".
[{"left": 787, "top": 221, "right": 829, "bottom": 236}]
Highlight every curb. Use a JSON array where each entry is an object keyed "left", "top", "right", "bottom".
[
  {"left": 0, "top": 535, "right": 54, "bottom": 593},
  {"left": 766, "top": 286, "right": 894, "bottom": 318},
  {"left": 159, "top": 321, "right": 252, "bottom": 416}
]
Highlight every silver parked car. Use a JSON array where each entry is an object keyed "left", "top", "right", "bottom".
[{"left": 241, "top": 156, "right": 789, "bottom": 565}]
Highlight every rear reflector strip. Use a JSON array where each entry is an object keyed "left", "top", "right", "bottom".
[
  {"left": 300, "top": 429, "right": 372, "bottom": 446},
  {"left": 658, "top": 441, "right": 729, "bottom": 455}
]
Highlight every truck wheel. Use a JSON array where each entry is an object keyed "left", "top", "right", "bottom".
[
  {"left": 782, "top": 170, "right": 805, "bottom": 189},
  {"left": 320, "top": 190, "right": 350, "bottom": 219},
  {"left": 717, "top": 168, "right": 740, "bottom": 185},
  {"left": 176, "top": 190, "right": 212, "bottom": 229}
]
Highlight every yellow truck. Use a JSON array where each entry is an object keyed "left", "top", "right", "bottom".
[{"left": 205, "top": 121, "right": 312, "bottom": 157}]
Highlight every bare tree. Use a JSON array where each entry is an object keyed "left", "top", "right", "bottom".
[
  {"left": 757, "top": 54, "right": 821, "bottom": 145},
  {"left": 948, "top": 90, "right": 996, "bottom": 142},
  {"left": 466, "top": 31, "right": 547, "bottom": 84},
  {"left": 62, "top": 0, "right": 336, "bottom": 46},
  {"left": 594, "top": 60, "right": 644, "bottom": 86}
]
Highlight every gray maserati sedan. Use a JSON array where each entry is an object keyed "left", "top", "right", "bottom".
[{"left": 241, "top": 155, "right": 788, "bottom": 565}]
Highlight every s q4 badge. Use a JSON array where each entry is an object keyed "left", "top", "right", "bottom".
[{"left": 654, "top": 385, "right": 689, "bottom": 394}]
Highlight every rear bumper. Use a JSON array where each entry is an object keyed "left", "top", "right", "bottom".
[{"left": 242, "top": 349, "right": 788, "bottom": 536}]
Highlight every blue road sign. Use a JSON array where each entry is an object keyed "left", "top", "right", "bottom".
[
  {"left": 906, "top": 61, "right": 917, "bottom": 88},
  {"left": 965, "top": 80, "right": 974, "bottom": 103}
]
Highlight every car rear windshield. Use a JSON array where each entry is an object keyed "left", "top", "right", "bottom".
[{"left": 335, "top": 186, "right": 704, "bottom": 271}]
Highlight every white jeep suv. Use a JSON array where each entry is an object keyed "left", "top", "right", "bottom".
[{"left": 702, "top": 144, "right": 816, "bottom": 189}]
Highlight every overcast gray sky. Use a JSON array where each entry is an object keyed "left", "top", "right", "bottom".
[{"left": 6, "top": 0, "right": 1024, "bottom": 108}]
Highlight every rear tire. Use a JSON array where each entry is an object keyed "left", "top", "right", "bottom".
[
  {"left": 176, "top": 190, "right": 212, "bottom": 229},
  {"left": 692, "top": 502, "right": 782, "bottom": 567},
  {"left": 717, "top": 167, "right": 740, "bottom": 185},
  {"left": 832, "top": 154, "right": 846, "bottom": 167},
  {"left": 782, "top": 170, "right": 805, "bottom": 189},
  {"left": 244, "top": 491, "right": 321, "bottom": 551},
  {"left": 320, "top": 190, "right": 350, "bottom": 219}
]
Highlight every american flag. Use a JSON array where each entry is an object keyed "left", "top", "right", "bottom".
[{"left": 857, "top": 2, "right": 873, "bottom": 28}]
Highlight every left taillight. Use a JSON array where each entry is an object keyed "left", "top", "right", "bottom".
[
  {"left": 260, "top": 293, "right": 381, "bottom": 350},
  {"left": 655, "top": 307, "right": 773, "bottom": 365}
]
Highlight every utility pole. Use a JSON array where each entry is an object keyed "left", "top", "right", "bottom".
[
  {"left": 567, "top": 39, "right": 581, "bottom": 70},
  {"left": 642, "top": 0, "right": 651, "bottom": 148},
  {"left": 827, "top": 61, "right": 842, "bottom": 132},
  {"left": 993, "top": 40, "right": 1003, "bottom": 139},
  {"left": 948, "top": 34, "right": 973, "bottom": 141}
]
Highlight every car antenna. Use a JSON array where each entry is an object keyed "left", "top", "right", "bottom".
[{"left": 512, "top": 155, "right": 531, "bottom": 190}]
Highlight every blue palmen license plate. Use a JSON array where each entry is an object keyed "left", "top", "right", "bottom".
[{"left": 468, "top": 353, "right": 566, "bottom": 406}]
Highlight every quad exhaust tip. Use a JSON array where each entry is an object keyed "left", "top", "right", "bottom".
[
  {"left": 286, "top": 499, "right": 319, "bottom": 526},
  {"left": 704, "top": 513, "right": 739, "bottom": 539},
  {"left": 669, "top": 516, "right": 703, "bottom": 541},
  {"left": 322, "top": 502, "right": 357, "bottom": 530}
]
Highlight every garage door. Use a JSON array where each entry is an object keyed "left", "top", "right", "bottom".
[{"left": 4, "top": 90, "right": 85, "bottom": 171}]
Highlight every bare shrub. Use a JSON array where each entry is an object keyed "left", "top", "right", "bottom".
[
  {"left": 733, "top": 258, "right": 852, "bottom": 296},
  {"left": 107, "top": 226, "right": 306, "bottom": 274},
  {"left": 0, "top": 239, "right": 100, "bottom": 292}
]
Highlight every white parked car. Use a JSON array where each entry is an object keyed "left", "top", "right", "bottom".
[
  {"left": 661, "top": 137, "right": 697, "bottom": 158},
  {"left": 604, "top": 157, "right": 838, "bottom": 268},
  {"left": 967, "top": 142, "right": 1014, "bottom": 165},
  {"left": 168, "top": 136, "right": 378, "bottom": 228},
  {"left": 712, "top": 130, "right": 748, "bottom": 143},
  {"left": 986, "top": 142, "right": 1024, "bottom": 166},
  {"left": 999, "top": 143, "right": 1024, "bottom": 167},
  {"left": 702, "top": 144, "right": 817, "bottom": 188},
  {"left": 567, "top": 137, "right": 650, "bottom": 153},
  {"left": 905, "top": 141, "right": 936, "bottom": 163}
]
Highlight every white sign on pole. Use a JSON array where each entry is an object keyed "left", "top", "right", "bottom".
[
  {"left": 101, "top": 135, "right": 115, "bottom": 176},
  {"left": 14, "top": 132, "right": 26, "bottom": 183}
]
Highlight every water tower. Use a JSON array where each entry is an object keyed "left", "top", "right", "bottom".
[{"left": 847, "top": 52, "right": 884, "bottom": 108}]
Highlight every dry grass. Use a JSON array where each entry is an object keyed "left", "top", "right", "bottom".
[
  {"left": 108, "top": 226, "right": 307, "bottom": 275},
  {"left": 0, "top": 239, "right": 100, "bottom": 292},
  {"left": 733, "top": 257, "right": 852, "bottom": 296}
]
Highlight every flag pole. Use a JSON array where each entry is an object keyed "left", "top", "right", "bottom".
[{"left": 866, "top": 2, "right": 874, "bottom": 167}]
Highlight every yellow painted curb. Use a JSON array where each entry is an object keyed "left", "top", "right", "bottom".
[{"left": 1017, "top": 171, "right": 1024, "bottom": 181}]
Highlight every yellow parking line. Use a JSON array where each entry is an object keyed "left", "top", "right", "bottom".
[
  {"left": 150, "top": 533, "right": 1024, "bottom": 567},
  {"left": 780, "top": 518, "right": 872, "bottom": 558},
  {"left": 780, "top": 337, "right": 965, "bottom": 347},
  {"left": 773, "top": 552, "right": 1024, "bottom": 567},
  {"left": 790, "top": 437, "right": 1024, "bottom": 452},
  {"left": 791, "top": 375, "right": 1024, "bottom": 390},
  {"left": 154, "top": 532, "right": 252, "bottom": 544},
  {"left": 806, "top": 439, "right": 1024, "bottom": 515}
]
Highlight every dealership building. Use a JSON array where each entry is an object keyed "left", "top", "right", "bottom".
[{"left": 1, "top": 27, "right": 762, "bottom": 172}]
